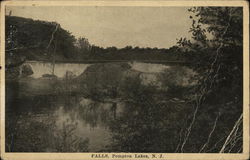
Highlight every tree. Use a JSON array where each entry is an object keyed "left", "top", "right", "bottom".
[
  {"left": 75, "top": 37, "right": 91, "bottom": 53},
  {"left": 176, "top": 7, "right": 243, "bottom": 153},
  {"left": 5, "top": 16, "right": 77, "bottom": 62}
]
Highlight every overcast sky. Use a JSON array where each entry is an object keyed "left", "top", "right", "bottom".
[{"left": 6, "top": 6, "right": 192, "bottom": 48}]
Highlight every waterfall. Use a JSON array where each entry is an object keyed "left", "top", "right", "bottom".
[
  {"left": 25, "top": 61, "right": 91, "bottom": 78},
  {"left": 129, "top": 61, "right": 169, "bottom": 73}
]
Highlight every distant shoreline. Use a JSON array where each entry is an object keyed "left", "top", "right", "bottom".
[{"left": 25, "top": 60, "right": 190, "bottom": 65}]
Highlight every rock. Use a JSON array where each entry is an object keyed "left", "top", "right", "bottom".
[
  {"left": 42, "top": 74, "right": 58, "bottom": 79},
  {"left": 21, "top": 64, "right": 33, "bottom": 77}
]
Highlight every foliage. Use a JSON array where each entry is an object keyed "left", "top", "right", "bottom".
[
  {"left": 5, "top": 16, "right": 77, "bottom": 64},
  {"left": 106, "top": 76, "right": 192, "bottom": 152},
  {"left": 5, "top": 97, "right": 89, "bottom": 152},
  {"left": 176, "top": 7, "right": 243, "bottom": 152},
  {"left": 76, "top": 63, "right": 131, "bottom": 100},
  {"left": 54, "top": 119, "right": 89, "bottom": 152}
]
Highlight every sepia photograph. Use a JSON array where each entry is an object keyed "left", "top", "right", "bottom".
[{"left": 0, "top": 0, "right": 249, "bottom": 160}]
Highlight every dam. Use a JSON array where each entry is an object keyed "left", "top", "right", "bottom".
[{"left": 22, "top": 61, "right": 171, "bottom": 78}]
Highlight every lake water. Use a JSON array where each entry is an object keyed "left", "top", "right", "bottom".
[{"left": 6, "top": 61, "right": 194, "bottom": 152}]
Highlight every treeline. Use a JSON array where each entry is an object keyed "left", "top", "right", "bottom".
[
  {"left": 5, "top": 16, "right": 184, "bottom": 66},
  {"left": 78, "top": 43, "right": 183, "bottom": 61}
]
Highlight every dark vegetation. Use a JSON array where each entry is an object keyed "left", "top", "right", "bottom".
[
  {"left": 6, "top": 16, "right": 183, "bottom": 65},
  {"left": 173, "top": 7, "right": 243, "bottom": 153},
  {"left": 6, "top": 16, "right": 76, "bottom": 64},
  {"left": 5, "top": 7, "right": 243, "bottom": 153}
]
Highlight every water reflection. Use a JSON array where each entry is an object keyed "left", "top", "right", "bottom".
[{"left": 6, "top": 94, "right": 119, "bottom": 152}]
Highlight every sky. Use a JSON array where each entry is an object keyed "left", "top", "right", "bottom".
[{"left": 6, "top": 6, "right": 192, "bottom": 48}]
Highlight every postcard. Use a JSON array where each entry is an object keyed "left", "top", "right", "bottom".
[{"left": 0, "top": 0, "right": 249, "bottom": 160}]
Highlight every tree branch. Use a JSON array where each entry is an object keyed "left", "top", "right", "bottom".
[
  {"left": 219, "top": 113, "right": 243, "bottom": 153},
  {"left": 46, "top": 24, "right": 59, "bottom": 50},
  {"left": 199, "top": 112, "right": 220, "bottom": 152}
]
